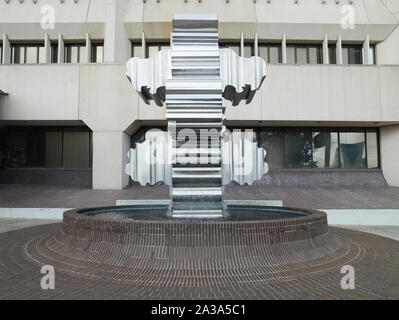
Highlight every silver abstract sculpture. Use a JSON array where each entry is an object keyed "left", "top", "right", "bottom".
[{"left": 126, "top": 14, "right": 268, "bottom": 218}]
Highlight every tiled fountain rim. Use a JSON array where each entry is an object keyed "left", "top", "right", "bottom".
[{"left": 66, "top": 205, "right": 327, "bottom": 227}]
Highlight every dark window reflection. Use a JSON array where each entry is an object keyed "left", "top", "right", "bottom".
[
  {"left": 312, "top": 131, "right": 339, "bottom": 168},
  {"left": 4, "top": 127, "right": 91, "bottom": 169},
  {"left": 284, "top": 130, "right": 312, "bottom": 168},
  {"left": 258, "top": 129, "right": 284, "bottom": 169},
  {"left": 339, "top": 131, "right": 366, "bottom": 169}
]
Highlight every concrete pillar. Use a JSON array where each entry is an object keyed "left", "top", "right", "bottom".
[
  {"left": 322, "top": 34, "right": 329, "bottom": 64},
  {"left": 254, "top": 33, "right": 258, "bottom": 57},
  {"left": 57, "top": 33, "right": 65, "bottom": 63},
  {"left": 2, "top": 34, "right": 11, "bottom": 64},
  {"left": 380, "top": 125, "right": 399, "bottom": 187},
  {"left": 282, "top": 33, "right": 287, "bottom": 64},
  {"left": 240, "top": 33, "right": 244, "bottom": 57},
  {"left": 104, "top": 0, "right": 130, "bottom": 63},
  {"left": 336, "top": 34, "right": 343, "bottom": 65},
  {"left": 85, "top": 33, "right": 92, "bottom": 63},
  {"left": 92, "top": 131, "right": 131, "bottom": 190},
  {"left": 44, "top": 33, "right": 51, "bottom": 64},
  {"left": 141, "top": 32, "right": 146, "bottom": 59},
  {"left": 363, "top": 33, "right": 370, "bottom": 65}
]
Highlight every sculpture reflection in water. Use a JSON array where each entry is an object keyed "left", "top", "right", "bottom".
[{"left": 126, "top": 14, "right": 268, "bottom": 218}]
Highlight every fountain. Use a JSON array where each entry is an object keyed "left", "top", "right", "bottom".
[{"left": 56, "top": 14, "right": 338, "bottom": 287}]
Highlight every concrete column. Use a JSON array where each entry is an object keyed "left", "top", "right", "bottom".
[
  {"left": 240, "top": 33, "right": 244, "bottom": 57},
  {"left": 363, "top": 33, "right": 370, "bottom": 65},
  {"left": 85, "top": 33, "right": 92, "bottom": 63},
  {"left": 254, "top": 33, "right": 258, "bottom": 57},
  {"left": 336, "top": 34, "right": 343, "bottom": 65},
  {"left": 141, "top": 32, "right": 146, "bottom": 59},
  {"left": 92, "top": 131, "right": 131, "bottom": 190},
  {"left": 380, "top": 125, "right": 399, "bottom": 187},
  {"left": 322, "top": 34, "right": 329, "bottom": 64},
  {"left": 282, "top": 33, "right": 287, "bottom": 64},
  {"left": 44, "top": 33, "right": 51, "bottom": 64},
  {"left": 104, "top": 0, "right": 130, "bottom": 63},
  {"left": 57, "top": 33, "right": 65, "bottom": 63},
  {"left": 2, "top": 34, "right": 11, "bottom": 64}
]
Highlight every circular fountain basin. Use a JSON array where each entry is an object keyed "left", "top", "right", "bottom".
[{"left": 57, "top": 204, "right": 337, "bottom": 277}]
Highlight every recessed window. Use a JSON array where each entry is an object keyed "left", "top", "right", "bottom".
[
  {"left": 286, "top": 44, "right": 322, "bottom": 65},
  {"left": 11, "top": 43, "right": 45, "bottom": 64},
  {"left": 258, "top": 44, "right": 282, "bottom": 64},
  {"left": 64, "top": 43, "right": 86, "bottom": 63},
  {"left": 4, "top": 127, "right": 92, "bottom": 169},
  {"left": 91, "top": 43, "right": 104, "bottom": 63}
]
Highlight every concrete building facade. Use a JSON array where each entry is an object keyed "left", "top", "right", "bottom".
[{"left": 0, "top": 0, "right": 399, "bottom": 190}]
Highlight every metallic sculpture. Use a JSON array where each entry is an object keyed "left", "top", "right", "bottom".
[{"left": 126, "top": 14, "right": 268, "bottom": 218}]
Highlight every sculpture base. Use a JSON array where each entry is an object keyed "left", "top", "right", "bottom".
[{"left": 22, "top": 204, "right": 341, "bottom": 287}]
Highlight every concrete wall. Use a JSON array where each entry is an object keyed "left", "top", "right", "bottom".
[{"left": 2, "top": 64, "right": 399, "bottom": 126}]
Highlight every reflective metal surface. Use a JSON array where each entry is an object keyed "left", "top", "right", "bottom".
[{"left": 126, "top": 14, "right": 268, "bottom": 218}]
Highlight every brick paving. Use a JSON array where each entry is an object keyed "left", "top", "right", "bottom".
[
  {"left": 0, "top": 222, "right": 398, "bottom": 299},
  {"left": 1, "top": 184, "right": 399, "bottom": 209}
]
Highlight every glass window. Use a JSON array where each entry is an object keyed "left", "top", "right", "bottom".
[
  {"left": 312, "top": 131, "right": 339, "bottom": 168},
  {"left": 51, "top": 44, "right": 58, "bottom": 63},
  {"left": 91, "top": 43, "right": 104, "bottom": 63},
  {"left": 38, "top": 46, "right": 46, "bottom": 64},
  {"left": 11, "top": 44, "right": 45, "bottom": 64},
  {"left": 65, "top": 43, "right": 85, "bottom": 63},
  {"left": 296, "top": 47, "right": 307, "bottom": 64},
  {"left": 45, "top": 130, "right": 63, "bottom": 168},
  {"left": 342, "top": 45, "right": 363, "bottom": 64},
  {"left": 5, "top": 128, "right": 45, "bottom": 167},
  {"left": 339, "top": 130, "right": 366, "bottom": 168},
  {"left": 328, "top": 45, "right": 336, "bottom": 64},
  {"left": 148, "top": 45, "right": 159, "bottom": 58},
  {"left": 0, "top": 45, "right": 3, "bottom": 64},
  {"left": 366, "top": 130, "right": 379, "bottom": 169},
  {"left": 286, "top": 46, "right": 295, "bottom": 64},
  {"left": 258, "top": 46, "right": 268, "bottom": 62},
  {"left": 258, "top": 129, "right": 284, "bottom": 169},
  {"left": 12, "top": 46, "right": 25, "bottom": 64},
  {"left": 243, "top": 45, "right": 252, "bottom": 58},
  {"left": 132, "top": 45, "right": 142, "bottom": 58},
  {"left": 286, "top": 44, "right": 322, "bottom": 65},
  {"left": 269, "top": 46, "right": 281, "bottom": 64},
  {"left": 284, "top": 130, "right": 312, "bottom": 168},
  {"left": 4, "top": 127, "right": 92, "bottom": 169},
  {"left": 63, "top": 130, "right": 90, "bottom": 169}
]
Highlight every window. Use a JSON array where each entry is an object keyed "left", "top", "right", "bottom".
[
  {"left": 50, "top": 43, "right": 58, "bottom": 63},
  {"left": 342, "top": 45, "right": 363, "bottom": 64},
  {"left": 258, "top": 44, "right": 282, "bottom": 64},
  {"left": 131, "top": 42, "right": 170, "bottom": 58},
  {"left": 91, "top": 42, "right": 104, "bottom": 63},
  {"left": 329, "top": 44, "right": 337, "bottom": 64},
  {"left": 4, "top": 127, "right": 92, "bottom": 169},
  {"left": 312, "top": 130, "right": 339, "bottom": 168},
  {"left": 11, "top": 43, "right": 45, "bottom": 64},
  {"left": 258, "top": 129, "right": 284, "bottom": 169},
  {"left": 339, "top": 130, "right": 366, "bottom": 168},
  {"left": 285, "top": 44, "right": 322, "bottom": 65},
  {"left": 284, "top": 130, "right": 313, "bottom": 168},
  {"left": 0, "top": 44, "right": 3, "bottom": 64},
  {"left": 64, "top": 43, "right": 86, "bottom": 63},
  {"left": 133, "top": 127, "right": 380, "bottom": 170}
]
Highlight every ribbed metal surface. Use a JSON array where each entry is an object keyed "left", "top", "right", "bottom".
[{"left": 167, "top": 14, "right": 224, "bottom": 217}]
